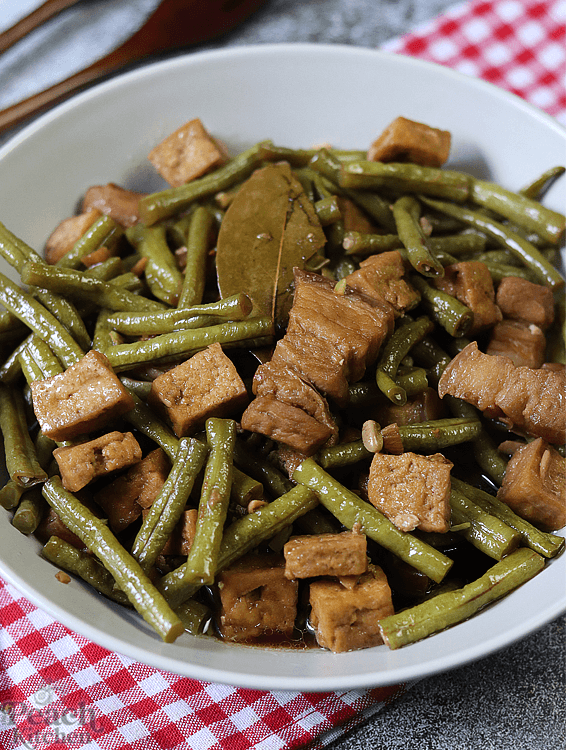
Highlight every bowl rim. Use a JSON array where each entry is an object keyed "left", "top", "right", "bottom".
[{"left": 0, "top": 42, "right": 564, "bottom": 691}]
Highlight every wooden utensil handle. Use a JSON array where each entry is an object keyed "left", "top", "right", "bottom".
[{"left": 0, "top": 0, "right": 82, "bottom": 54}]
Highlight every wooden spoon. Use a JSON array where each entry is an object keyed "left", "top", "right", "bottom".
[
  {"left": 0, "top": 0, "right": 266, "bottom": 134},
  {"left": 0, "top": 0, "right": 83, "bottom": 54}
]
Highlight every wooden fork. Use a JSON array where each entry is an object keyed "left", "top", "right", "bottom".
[{"left": 0, "top": 0, "right": 266, "bottom": 135}]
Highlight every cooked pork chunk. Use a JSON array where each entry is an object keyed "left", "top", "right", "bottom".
[
  {"left": 487, "top": 320, "right": 546, "bottom": 368},
  {"left": 439, "top": 342, "right": 566, "bottom": 444},
  {"left": 309, "top": 565, "right": 394, "bottom": 652},
  {"left": 498, "top": 438, "right": 565, "bottom": 531},
  {"left": 367, "top": 451, "right": 452, "bottom": 532},
  {"left": 496, "top": 277, "right": 555, "bottom": 329},
  {"left": 434, "top": 261, "right": 502, "bottom": 335},
  {"left": 344, "top": 251, "right": 420, "bottom": 315},
  {"left": 283, "top": 532, "right": 368, "bottom": 579}
]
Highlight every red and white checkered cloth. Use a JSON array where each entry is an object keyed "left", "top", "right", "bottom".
[{"left": 1, "top": 1, "right": 564, "bottom": 748}]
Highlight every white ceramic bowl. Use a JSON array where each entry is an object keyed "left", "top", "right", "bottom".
[{"left": 0, "top": 44, "right": 564, "bottom": 691}]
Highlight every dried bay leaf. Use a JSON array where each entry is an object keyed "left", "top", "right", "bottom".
[{"left": 216, "top": 162, "right": 326, "bottom": 326}]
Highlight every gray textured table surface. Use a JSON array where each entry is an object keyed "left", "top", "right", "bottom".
[{"left": 0, "top": 2, "right": 564, "bottom": 749}]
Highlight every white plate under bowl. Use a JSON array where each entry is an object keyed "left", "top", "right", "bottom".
[{"left": 0, "top": 44, "right": 564, "bottom": 691}]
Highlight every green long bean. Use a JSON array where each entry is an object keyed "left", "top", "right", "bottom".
[
  {"left": 42, "top": 476, "right": 184, "bottom": 642},
  {"left": 0, "top": 384, "right": 47, "bottom": 487},
  {"left": 393, "top": 196, "right": 444, "bottom": 277},
  {"left": 450, "top": 487, "right": 521, "bottom": 560},
  {"left": 177, "top": 206, "right": 214, "bottom": 308},
  {"left": 410, "top": 273, "right": 474, "bottom": 337},
  {"left": 378, "top": 547, "right": 545, "bottom": 649},
  {"left": 421, "top": 197, "right": 564, "bottom": 288},
  {"left": 131, "top": 437, "right": 207, "bottom": 574},
  {"left": 158, "top": 483, "right": 318, "bottom": 607},
  {"left": 293, "top": 458, "right": 453, "bottom": 583},
  {"left": 12, "top": 487, "right": 45, "bottom": 534},
  {"left": 56, "top": 215, "right": 122, "bottom": 269},
  {"left": 126, "top": 224, "right": 182, "bottom": 305}
]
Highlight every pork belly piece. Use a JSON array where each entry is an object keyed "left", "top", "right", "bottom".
[
  {"left": 438, "top": 341, "right": 513, "bottom": 419},
  {"left": 240, "top": 396, "right": 333, "bottom": 455},
  {"left": 487, "top": 320, "right": 546, "bottom": 369},
  {"left": 148, "top": 117, "right": 226, "bottom": 187},
  {"left": 94, "top": 448, "right": 170, "bottom": 533},
  {"left": 439, "top": 342, "right": 566, "bottom": 444},
  {"left": 433, "top": 261, "right": 502, "bottom": 335},
  {"left": 44, "top": 208, "right": 101, "bottom": 264},
  {"left": 54, "top": 432, "right": 142, "bottom": 492},
  {"left": 291, "top": 269, "right": 393, "bottom": 382},
  {"left": 377, "top": 387, "right": 446, "bottom": 427},
  {"left": 159, "top": 508, "right": 198, "bottom": 556},
  {"left": 367, "top": 116, "right": 451, "bottom": 167},
  {"left": 336, "top": 196, "right": 375, "bottom": 234},
  {"left": 217, "top": 553, "right": 298, "bottom": 641},
  {"left": 495, "top": 365, "right": 566, "bottom": 445},
  {"left": 149, "top": 342, "right": 248, "bottom": 437},
  {"left": 272, "top": 319, "right": 350, "bottom": 405},
  {"left": 497, "top": 438, "right": 565, "bottom": 531},
  {"left": 345, "top": 251, "right": 420, "bottom": 316},
  {"left": 31, "top": 350, "right": 135, "bottom": 442},
  {"left": 309, "top": 565, "right": 394, "bottom": 652},
  {"left": 367, "top": 451, "right": 453, "bottom": 532},
  {"left": 36, "top": 508, "right": 84, "bottom": 549},
  {"left": 284, "top": 531, "right": 367, "bottom": 579},
  {"left": 81, "top": 183, "right": 145, "bottom": 228},
  {"left": 496, "top": 276, "right": 555, "bottom": 329},
  {"left": 252, "top": 360, "right": 338, "bottom": 442}
]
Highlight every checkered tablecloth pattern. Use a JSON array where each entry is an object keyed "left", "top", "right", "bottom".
[{"left": 1, "top": 1, "right": 565, "bottom": 748}]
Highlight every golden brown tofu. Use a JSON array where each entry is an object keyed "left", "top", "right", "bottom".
[
  {"left": 283, "top": 532, "right": 367, "bottom": 579},
  {"left": 31, "top": 350, "right": 135, "bottom": 442},
  {"left": 53, "top": 431, "right": 142, "bottom": 492},
  {"left": 487, "top": 320, "right": 546, "bottom": 368},
  {"left": 217, "top": 553, "right": 298, "bottom": 641},
  {"left": 94, "top": 448, "right": 170, "bottom": 533},
  {"left": 438, "top": 341, "right": 513, "bottom": 419},
  {"left": 367, "top": 451, "right": 452, "bottom": 532},
  {"left": 81, "top": 183, "right": 146, "bottom": 227},
  {"left": 498, "top": 438, "right": 565, "bottom": 531},
  {"left": 309, "top": 565, "right": 394, "bottom": 652},
  {"left": 367, "top": 116, "right": 451, "bottom": 167},
  {"left": 495, "top": 365, "right": 566, "bottom": 445},
  {"left": 240, "top": 396, "right": 333, "bottom": 455},
  {"left": 160, "top": 508, "right": 198, "bottom": 556},
  {"left": 148, "top": 118, "right": 226, "bottom": 187},
  {"left": 434, "top": 261, "right": 502, "bottom": 335},
  {"left": 149, "top": 343, "right": 248, "bottom": 437},
  {"left": 44, "top": 208, "right": 102, "bottom": 264},
  {"left": 496, "top": 277, "right": 555, "bottom": 329},
  {"left": 345, "top": 251, "right": 420, "bottom": 316}
]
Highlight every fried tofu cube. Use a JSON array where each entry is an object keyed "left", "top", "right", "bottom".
[
  {"left": 53, "top": 431, "right": 142, "bottom": 492},
  {"left": 217, "top": 554, "right": 298, "bottom": 641},
  {"left": 94, "top": 448, "right": 170, "bottom": 533},
  {"left": 31, "top": 350, "right": 135, "bottom": 442},
  {"left": 284, "top": 531, "right": 368, "bottom": 579},
  {"left": 44, "top": 208, "right": 102, "bottom": 264},
  {"left": 368, "top": 451, "right": 452, "bottom": 532},
  {"left": 487, "top": 320, "right": 546, "bottom": 369},
  {"left": 148, "top": 118, "right": 226, "bottom": 187},
  {"left": 367, "top": 116, "right": 451, "bottom": 167},
  {"left": 309, "top": 565, "right": 394, "bottom": 652},
  {"left": 149, "top": 342, "right": 248, "bottom": 437},
  {"left": 498, "top": 438, "right": 565, "bottom": 531}
]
